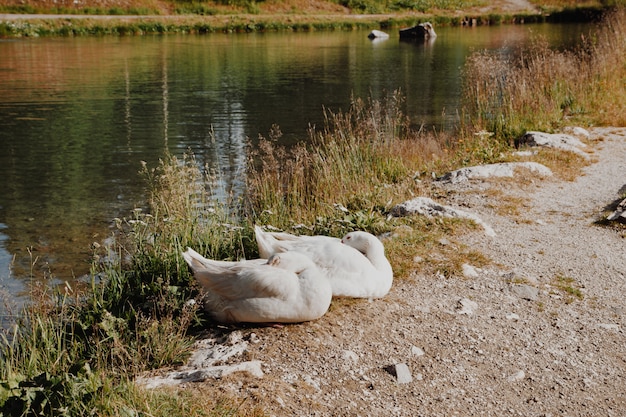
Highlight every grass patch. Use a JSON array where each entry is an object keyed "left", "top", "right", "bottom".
[
  {"left": 529, "top": 147, "right": 591, "bottom": 181},
  {"left": 0, "top": 4, "right": 161, "bottom": 14},
  {"left": 550, "top": 274, "right": 584, "bottom": 303},
  {"left": 384, "top": 217, "right": 489, "bottom": 279},
  {"left": 0, "top": 1, "right": 618, "bottom": 37},
  {"left": 481, "top": 188, "right": 531, "bottom": 218}
]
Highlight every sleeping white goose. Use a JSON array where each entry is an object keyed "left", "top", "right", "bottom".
[
  {"left": 254, "top": 226, "right": 393, "bottom": 298},
  {"left": 182, "top": 248, "right": 332, "bottom": 324}
]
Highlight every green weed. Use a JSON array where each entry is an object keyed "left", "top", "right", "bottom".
[{"left": 550, "top": 274, "right": 584, "bottom": 303}]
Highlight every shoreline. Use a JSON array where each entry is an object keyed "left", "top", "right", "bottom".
[{"left": 0, "top": 5, "right": 609, "bottom": 37}]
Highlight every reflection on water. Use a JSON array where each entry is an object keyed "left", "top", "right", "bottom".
[{"left": 0, "top": 23, "right": 592, "bottom": 304}]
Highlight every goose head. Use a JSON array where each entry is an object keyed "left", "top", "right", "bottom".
[{"left": 340, "top": 231, "right": 382, "bottom": 256}]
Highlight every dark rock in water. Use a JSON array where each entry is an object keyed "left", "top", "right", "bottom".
[{"left": 399, "top": 22, "right": 437, "bottom": 39}]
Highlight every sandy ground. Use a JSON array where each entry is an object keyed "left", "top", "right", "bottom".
[{"left": 140, "top": 127, "right": 626, "bottom": 416}]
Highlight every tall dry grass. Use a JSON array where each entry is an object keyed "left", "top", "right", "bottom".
[
  {"left": 462, "top": 6, "right": 626, "bottom": 139},
  {"left": 245, "top": 92, "right": 455, "bottom": 236}
]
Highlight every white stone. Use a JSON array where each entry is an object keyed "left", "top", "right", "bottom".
[
  {"left": 136, "top": 360, "right": 264, "bottom": 388},
  {"left": 598, "top": 323, "right": 620, "bottom": 331},
  {"left": 518, "top": 131, "right": 590, "bottom": 159},
  {"left": 462, "top": 263, "right": 479, "bottom": 278},
  {"left": 457, "top": 298, "right": 478, "bottom": 315},
  {"left": 607, "top": 197, "right": 626, "bottom": 222},
  {"left": 394, "top": 363, "right": 413, "bottom": 384},
  {"left": 507, "top": 370, "right": 525, "bottom": 382},
  {"left": 342, "top": 349, "right": 359, "bottom": 363},
  {"left": 411, "top": 346, "right": 425, "bottom": 356},
  {"left": 368, "top": 29, "right": 389, "bottom": 39},
  {"left": 510, "top": 284, "right": 539, "bottom": 301},
  {"left": 303, "top": 374, "right": 321, "bottom": 391}
]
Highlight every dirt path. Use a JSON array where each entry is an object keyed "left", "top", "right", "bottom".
[
  {"left": 498, "top": 0, "right": 537, "bottom": 12},
  {"left": 142, "top": 127, "right": 625, "bottom": 416}
]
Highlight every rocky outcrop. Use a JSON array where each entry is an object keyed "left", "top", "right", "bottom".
[
  {"left": 437, "top": 162, "right": 552, "bottom": 184},
  {"left": 516, "top": 130, "right": 591, "bottom": 159},
  {"left": 390, "top": 196, "right": 496, "bottom": 237}
]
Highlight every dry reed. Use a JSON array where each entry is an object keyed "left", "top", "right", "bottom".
[
  {"left": 462, "top": 7, "right": 626, "bottom": 138},
  {"left": 245, "top": 91, "right": 453, "bottom": 235}
]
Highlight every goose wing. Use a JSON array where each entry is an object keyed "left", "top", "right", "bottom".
[
  {"left": 255, "top": 225, "right": 341, "bottom": 258},
  {"left": 182, "top": 248, "right": 298, "bottom": 301}
]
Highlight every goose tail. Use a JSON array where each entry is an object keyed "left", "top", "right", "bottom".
[{"left": 254, "top": 225, "right": 283, "bottom": 258}]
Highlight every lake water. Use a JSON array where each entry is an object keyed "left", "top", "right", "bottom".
[{"left": 0, "top": 22, "right": 592, "bottom": 306}]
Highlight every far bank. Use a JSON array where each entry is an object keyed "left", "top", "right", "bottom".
[{"left": 0, "top": 5, "right": 612, "bottom": 38}]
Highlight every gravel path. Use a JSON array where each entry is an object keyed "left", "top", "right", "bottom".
[{"left": 141, "top": 127, "right": 625, "bottom": 416}]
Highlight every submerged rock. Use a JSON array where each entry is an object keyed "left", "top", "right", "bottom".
[{"left": 368, "top": 30, "right": 389, "bottom": 39}]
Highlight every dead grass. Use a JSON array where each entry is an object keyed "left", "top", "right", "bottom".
[
  {"left": 385, "top": 217, "right": 489, "bottom": 280},
  {"left": 462, "top": 7, "right": 626, "bottom": 138},
  {"left": 528, "top": 148, "right": 591, "bottom": 181},
  {"left": 482, "top": 187, "right": 531, "bottom": 217},
  {"left": 141, "top": 387, "right": 266, "bottom": 416}
]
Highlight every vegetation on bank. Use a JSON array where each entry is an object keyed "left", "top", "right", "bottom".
[
  {"left": 462, "top": 6, "right": 626, "bottom": 134},
  {"left": 1, "top": 6, "right": 625, "bottom": 417}
]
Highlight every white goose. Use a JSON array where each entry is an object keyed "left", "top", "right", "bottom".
[
  {"left": 182, "top": 248, "right": 332, "bottom": 324},
  {"left": 255, "top": 226, "right": 393, "bottom": 298}
]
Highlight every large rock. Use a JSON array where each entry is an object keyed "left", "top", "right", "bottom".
[
  {"left": 516, "top": 131, "right": 590, "bottom": 159},
  {"left": 437, "top": 162, "right": 552, "bottom": 184},
  {"left": 399, "top": 22, "right": 437, "bottom": 39},
  {"left": 390, "top": 196, "right": 496, "bottom": 237}
]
